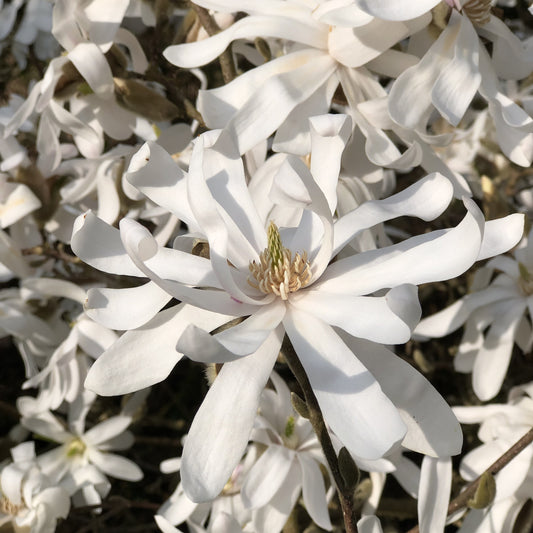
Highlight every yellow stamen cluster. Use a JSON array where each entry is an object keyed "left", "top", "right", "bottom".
[
  {"left": 462, "top": 0, "right": 492, "bottom": 26},
  {"left": 248, "top": 222, "right": 312, "bottom": 300},
  {"left": 0, "top": 495, "right": 23, "bottom": 516},
  {"left": 66, "top": 438, "right": 86, "bottom": 458}
]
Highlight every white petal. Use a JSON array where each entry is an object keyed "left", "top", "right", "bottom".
[
  {"left": 472, "top": 299, "right": 527, "bottom": 401},
  {"left": 241, "top": 445, "right": 294, "bottom": 508},
  {"left": 317, "top": 198, "right": 484, "bottom": 295},
  {"left": 181, "top": 327, "right": 283, "bottom": 502},
  {"left": 354, "top": 0, "right": 440, "bottom": 21},
  {"left": 177, "top": 300, "right": 285, "bottom": 363},
  {"left": 68, "top": 42, "right": 114, "bottom": 98},
  {"left": 86, "top": 282, "right": 171, "bottom": 330},
  {"left": 292, "top": 284, "right": 420, "bottom": 344},
  {"left": 418, "top": 456, "right": 452, "bottom": 533},
  {"left": 477, "top": 214, "right": 524, "bottom": 261},
  {"left": 84, "top": 416, "right": 132, "bottom": 446},
  {"left": 284, "top": 307, "right": 406, "bottom": 460},
  {"left": 163, "top": 16, "right": 325, "bottom": 68},
  {"left": 85, "top": 304, "right": 229, "bottom": 395},
  {"left": 298, "top": 453, "right": 332, "bottom": 530},
  {"left": 333, "top": 172, "right": 453, "bottom": 256},
  {"left": 87, "top": 448, "right": 143, "bottom": 481},
  {"left": 215, "top": 51, "right": 338, "bottom": 154},
  {"left": 346, "top": 336, "right": 462, "bottom": 456}
]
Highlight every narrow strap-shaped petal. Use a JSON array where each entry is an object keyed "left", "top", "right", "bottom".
[
  {"left": 241, "top": 444, "right": 294, "bottom": 508},
  {"left": 86, "top": 282, "right": 171, "bottom": 330},
  {"left": 477, "top": 214, "right": 524, "bottom": 261},
  {"left": 84, "top": 416, "right": 132, "bottom": 446},
  {"left": 177, "top": 300, "right": 285, "bottom": 363},
  {"left": 297, "top": 453, "right": 332, "bottom": 530},
  {"left": 291, "top": 284, "right": 420, "bottom": 344},
  {"left": 317, "top": 198, "right": 485, "bottom": 295},
  {"left": 284, "top": 307, "right": 406, "bottom": 460},
  {"left": 180, "top": 327, "right": 283, "bottom": 502},
  {"left": 333, "top": 172, "right": 453, "bottom": 256},
  {"left": 84, "top": 304, "right": 230, "bottom": 396},
  {"left": 354, "top": 0, "right": 440, "bottom": 21},
  {"left": 163, "top": 15, "right": 325, "bottom": 68},
  {"left": 87, "top": 448, "right": 143, "bottom": 481},
  {"left": 345, "top": 335, "right": 462, "bottom": 457},
  {"left": 418, "top": 456, "right": 452, "bottom": 533}
]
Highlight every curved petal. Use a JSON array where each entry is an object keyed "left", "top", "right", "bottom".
[
  {"left": 177, "top": 300, "right": 285, "bottom": 363},
  {"left": 163, "top": 16, "right": 325, "bottom": 68},
  {"left": 333, "top": 172, "right": 453, "bottom": 256},
  {"left": 84, "top": 416, "right": 132, "bottom": 446},
  {"left": 354, "top": 0, "right": 440, "bottom": 21},
  {"left": 87, "top": 449, "right": 143, "bottom": 481},
  {"left": 317, "top": 197, "right": 485, "bottom": 295},
  {"left": 292, "top": 284, "right": 420, "bottom": 344},
  {"left": 477, "top": 214, "right": 525, "bottom": 261},
  {"left": 84, "top": 304, "right": 229, "bottom": 395},
  {"left": 241, "top": 445, "right": 294, "bottom": 508},
  {"left": 472, "top": 299, "right": 527, "bottom": 401},
  {"left": 284, "top": 307, "right": 406, "bottom": 460},
  {"left": 345, "top": 336, "right": 462, "bottom": 456},
  {"left": 298, "top": 453, "right": 332, "bottom": 530},
  {"left": 418, "top": 456, "right": 452, "bottom": 533},
  {"left": 86, "top": 282, "right": 172, "bottom": 330},
  {"left": 180, "top": 327, "right": 283, "bottom": 502}
]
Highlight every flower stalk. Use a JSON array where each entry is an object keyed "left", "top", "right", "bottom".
[{"left": 281, "top": 336, "right": 359, "bottom": 533}]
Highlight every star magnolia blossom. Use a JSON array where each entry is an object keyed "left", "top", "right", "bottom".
[
  {"left": 415, "top": 228, "right": 533, "bottom": 401},
  {"left": 453, "top": 382, "right": 533, "bottom": 533},
  {"left": 78, "top": 118, "right": 524, "bottom": 502},
  {"left": 163, "top": 0, "right": 431, "bottom": 154}
]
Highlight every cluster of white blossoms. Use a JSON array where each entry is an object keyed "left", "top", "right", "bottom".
[{"left": 2, "top": 0, "right": 533, "bottom": 532}]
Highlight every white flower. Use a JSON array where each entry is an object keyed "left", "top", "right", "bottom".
[
  {"left": 164, "top": 0, "right": 430, "bottom": 154},
  {"left": 415, "top": 227, "right": 533, "bottom": 401},
  {"left": 387, "top": 5, "right": 533, "bottom": 166},
  {"left": 0, "top": 441, "right": 70, "bottom": 533},
  {"left": 21, "top": 393, "right": 143, "bottom": 506},
  {"left": 78, "top": 119, "right": 524, "bottom": 502},
  {"left": 453, "top": 382, "right": 533, "bottom": 532}
]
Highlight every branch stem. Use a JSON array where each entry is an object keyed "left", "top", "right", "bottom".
[
  {"left": 188, "top": 3, "right": 237, "bottom": 83},
  {"left": 282, "top": 338, "right": 359, "bottom": 533},
  {"left": 407, "top": 426, "right": 533, "bottom": 533}
]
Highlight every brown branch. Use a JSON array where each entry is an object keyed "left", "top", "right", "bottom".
[
  {"left": 188, "top": 2, "right": 237, "bottom": 83},
  {"left": 282, "top": 338, "right": 359, "bottom": 533},
  {"left": 407, "top": 427, "right": 533, "bottom": 533}
]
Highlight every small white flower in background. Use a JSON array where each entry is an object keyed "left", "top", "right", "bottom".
[
  {"left": 415, "top": 227, "right": 532, "bottom": 401},
  {"left": 77, "top": 117, "right": 524, "bottom": 503},
  {"left": 387, "top": 0, "right": 533, "bottom": 167},
  {"left": 20, "top": 391, "right": 144, "bottom": 507},
  {"left": 0, "top": 441, "right": 70, "bottom": 533},
  {"left": 453, "top": 382, "right": 533, "bottom": 532},
  {"left": 242, "top": 371, "right": 332, "bottom": 533}
]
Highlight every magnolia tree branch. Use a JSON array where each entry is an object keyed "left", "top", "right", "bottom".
[
  {"left": 282, "top": 338, "right": 359, "bottom": 533},
  {"left": 188, "top": 2, "right": 237, "bottom": 83},
  {"left": 407, "top": 426, "right": 533, "bottom": 533}
]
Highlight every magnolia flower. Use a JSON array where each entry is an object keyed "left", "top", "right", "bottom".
[
  {"left": 21, "top": 393, "right": 143, "bottom": 506},
  {"left": 453, "top": 382, "right": 533, "bottom": 532},
  {"left": 79, "top": 118, "right": 524, "bottom": 503},
  {"left": 0, "top": 441, "right": 70, "bottom": 533},
  {"left": 164, "top": 0, "right": 430, "bottom": 154},
  {"left": 415, "top": 227, "right": 533, "bottom": 401},
  {"left": 387, "top": 3, "right": 533, "bottom": 166}
]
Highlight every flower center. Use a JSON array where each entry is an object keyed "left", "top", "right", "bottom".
[
  {"left": 445, "top": 0, "right": 491, "bottom": 25},
  {"left": 248, "top": 222, "right": 312, "bottom": 300},
  {"left": 0, "top": 495, "right": 23, "bottom": 516},
  {"left": 66, "top": 438, "right": 86, "bottom": 458}
]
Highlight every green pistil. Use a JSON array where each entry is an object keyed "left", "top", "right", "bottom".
[
  {"left": 267, "top": 221, "right": 284, "bottom": 268},
  {"left": 284, "top": 416, "right": 295, "bottom": 439},
  {"left": 66, "top": 438, "right": 86, "bottom": 457}
]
